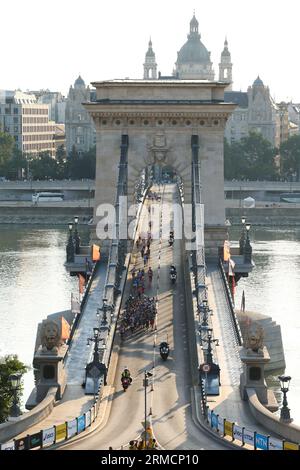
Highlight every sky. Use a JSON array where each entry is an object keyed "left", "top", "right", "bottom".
[{"left": 1, "top": 0, "right": 300, "bottom": 102}]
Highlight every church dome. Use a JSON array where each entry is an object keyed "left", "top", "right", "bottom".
[
  {"left": 253, "top": 76, "right": 264, "bottom": 87},
  {"left": 74, "top": 75, "right": 85, "bottom": 88},
  {"left": 177, "top": 37, "right": 211, "bottom": 64}
]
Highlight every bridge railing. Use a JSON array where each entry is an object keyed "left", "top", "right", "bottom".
[{"left": 218, "top": 258, "right": 243, "bottom": 346}]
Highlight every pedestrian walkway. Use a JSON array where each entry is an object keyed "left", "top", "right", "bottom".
[
  {"left": 206, "top": 263, "right": 281, "bottom": 438},
  {"left": 14, "top": 262, "right": 108, "bottom": 440}
]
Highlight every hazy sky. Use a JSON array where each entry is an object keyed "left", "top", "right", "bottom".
[{"left": 1, "top": 0, "right": 299, "bottom": 101}]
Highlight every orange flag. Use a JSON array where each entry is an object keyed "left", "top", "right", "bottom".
[
  {"left": 92, "top": 244, "right": 101, "bottom": 262},
  {"left": 223, "top": 240, "right": 231, "bottom": 262},
  {"left": 78, "top": 274, "right": 86, "bottom": 294},
  {"left": 60, "top": 317, "right": 71, "bottom": 341}
]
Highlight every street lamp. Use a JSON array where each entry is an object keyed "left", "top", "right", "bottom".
[
  {"left": 278, "top": 375, "right": 293, "bottom": 423},
  {"left": 73, "top": 216, "right": 80, "bottom": 254},
  {"left": 202, "top": 328, "right": 219, "bottom": 364},
  {"left": 8, "top": 373, "right": 22, "bottom": 418},
  {"left": 244, "top": 223, "right": 252, "bottom": 264},
  {"left": 66, "top": 223, "right": 75, "bottom": 263},
  {"left": 239, "top": 216, "right": 246, "bottom": 255}
]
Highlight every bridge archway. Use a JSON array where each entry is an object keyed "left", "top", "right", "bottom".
[{"left": 85, "top": 80, "right": 236, "bottom": 256}]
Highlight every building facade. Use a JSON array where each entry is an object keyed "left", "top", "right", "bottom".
[
  {"left": 65, "top": 76, "right": 96, "bottom": 155},
  {"left": 0, "top": 90, "right": 56, "bottom": 157}
]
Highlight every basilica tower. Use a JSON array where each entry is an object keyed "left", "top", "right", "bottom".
[
  {"left": 143, "top": 38, "right": 157, "bottom": 79},
  {"left": 219, "top": 38, "right": 233, "bottom": 90}
]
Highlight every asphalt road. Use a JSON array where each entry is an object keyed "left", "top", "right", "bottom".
[{"left": 63, "top": 184, "right": 227, "bottom": 450}]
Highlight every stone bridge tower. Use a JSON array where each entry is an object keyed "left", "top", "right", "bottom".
[{"left": 84, "top": 80, "right": 235, "bottom": 256}]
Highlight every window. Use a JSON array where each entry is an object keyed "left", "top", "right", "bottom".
[
  {"left": 14, "top": 108, "right": 18, "bottom": 114},
  {"left": 13, "top": 117, "right": 18, "bottom": 124}
]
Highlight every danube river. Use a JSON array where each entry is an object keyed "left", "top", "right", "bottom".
[{"left": 0, "top": 225, "right": 299, "bottom": 424}]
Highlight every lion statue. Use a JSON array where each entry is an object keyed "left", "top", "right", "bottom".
[
  {"left": 40, "top": 320, "right": 63, "bottom": 354},
  {"left": 244, "top": 322, "right": 264, "bottom": 355}
]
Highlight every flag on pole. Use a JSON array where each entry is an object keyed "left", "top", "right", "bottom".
[
  {"left": 91, "top": 244, "right": 101, "bottom": 262},
  {"left": 223, "top": 240, "right": 231, "bottom": 262},
  {"left": 78, "top": 274, "right": 86, "bottom": 295},
  {"left": 241, "top": 290, "right": 245, "bottom": 313}
]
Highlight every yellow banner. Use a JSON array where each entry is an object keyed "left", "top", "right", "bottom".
[
  {"left": 56, "top": 423, "right": 67, "bottom": 441},
  {"left": 224, "top": 420, "right": 233, "bottom": 438},
  {"left": 283, "top": 441, "right": 299, "bottom": 451}
]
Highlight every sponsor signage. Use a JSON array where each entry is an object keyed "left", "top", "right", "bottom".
[
  {"left": 283, "top": 441, "right": 299, "bottom": 451},
  {"left": 224, "top": 420, "right": 234, "bottom": 438},
  {"left": 243, "top": 429, "right": 255, "bottom": 447},
  {"left": 0, "top": 441, "right": 15, "bottom": 450},
  {"left": 211, "top": 412, "right": 218, "bottom": 431},
  {"left": 43, "top": 427, "right": 55, "bottom": 447},
  {"left": 218, "top": 416, "right": 224, "bottom": 436},
  {"left": 85, "top": 410, "right": 91, "bottom": 428},
  {"left": 255, "top": 433, "right": 268, "bottom": 450},
  {"left": 28, "top": 432, "right": 42, "bottom": 449},
  {"left": 233, "top": 425, "right": 244, "bottom": 442},
  {"left": 269, "top": 437, "right": 283, "bottom": 451},
  {"left": 67, "top": 419, "right": 77, "bottom": 439},
  {"left": 14, "top": 437, "right": 29, "bottom": 450},
  {"left": 77, "top": 415, "right": 86, "bottom": 434},
  {"left": 55, "top": 423, "right": 67, "bottom": 442}
]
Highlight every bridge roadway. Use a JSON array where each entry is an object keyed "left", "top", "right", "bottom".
[{"left": 61, "top": 184, "right": 227, "bottom": 450}]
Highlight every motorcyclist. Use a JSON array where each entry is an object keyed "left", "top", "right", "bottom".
[
  {"left": 121, "top": 367, "right": 132, "bottom": 382},
  {"left": 170, "top": 265, "right": 177, "bottom": 275},
  {"left": 159, "top": 341, "right": 170, "bottom": 358}
]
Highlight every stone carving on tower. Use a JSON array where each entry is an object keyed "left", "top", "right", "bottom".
[
  {"left": 147, "top": 132, "right": 170, "bottom": 165},
  {"left": 174, "top": 13, "right": 215, "bottom": 80},
  {"left": 143, "top": 38, "right": 158, "bottom": 79},
  {"left": 219, "top": 38, "right": 233, "bottom": 91},
  {"left": 65, "top": 75, "right": 96, "bottom": 155}
]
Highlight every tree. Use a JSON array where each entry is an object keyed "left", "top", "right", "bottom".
[
  {"left": 280, "top": 135, "right": 300, "bottom": 181},
  {"left": 224, "top": 132, "right": 277, "bottom": 180},
  {"left": 0, "top": 130, "right": 15, "bottom": 170},
  {"left": 0, "top": 355, "right": 28, "bottom": 423},
  {"left": 67, "top": 146, "right": 96, "bottom": 179},
  {"left": 29, "top": 152, "right": 60, "bottom": 180}
]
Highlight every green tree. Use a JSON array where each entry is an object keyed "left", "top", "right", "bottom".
[
  {"left": 67, "top": 146, "right": 96, "bottom": 179},
  {"left": 29, "top": 152, "right": 60, "bottom": 180},
  {"left": 280, "top": 135, "right": 300, "bottom": 181},
  {"left": 0, "top": 355, "right": 28, "bottom": 423},
  {"left": 224, "top": 132, "right": 277, "bottom": 180},
  {"left": 0, "top": 130, "right": 15, "bottom": 169}
]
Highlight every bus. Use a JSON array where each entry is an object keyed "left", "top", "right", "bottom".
[
  {"left": 32, "top": 192, "right": 64, "bottom": 203},
  {"left": 279, "top": 193, "right": 300, "bottom": 203}
]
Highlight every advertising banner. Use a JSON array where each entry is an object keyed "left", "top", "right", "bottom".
[
  {"left": 218, "top": 416, "right": 224, "bottom": 436},
  {"left": 243, "top": 429, "right": 255, "bottom": 447},
  {"left": 28, "top": 432, "right": 42, "bottom": 449},
  {"left": 14, "top": 437, "right": 29, "bottom": 450},
  {"left": 283, "top": 441, "right": 299, "bottom": 451},
  {"left": 255, "top": 433, "right": 268, "bottom": 450},
  {"left": 0, "top": 441, "right": 15, "bottom": 450},
  {"left": 67, "top": 419, "right": 77, "bottom": 439},
  {"left": 211, "top": 412, "right": 218, "bottom": 431},
  {"left": 269, "top": 437, "right": 283, "bottom": 450},
  {"left": 77, "top": 415, "right": 86, "bottom": 434},
  {"left": 85, "top": 410, "right": 91, "bottom": 428},
  {"left": 55, "top": 423, "right": 67, "bottom": 442},
  {"left": 233, "top": 425, "right": 244, "bottom": 442},
  {"left": 224, "top": 420, "right": 233, "bottom": 438},
  {"left": 43, "top": 427, "right": 55, "bottom": 447}
]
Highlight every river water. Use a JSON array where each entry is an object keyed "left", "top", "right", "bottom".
[
  {"left": 0, "top": 225, "right": 300, "bottom": 424},
  {"left": 0, "top": 225, "right": 89, "bottom": 408}
]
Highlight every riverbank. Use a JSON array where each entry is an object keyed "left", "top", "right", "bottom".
[
  {"left": 0, "top": 203, "right": 93, "bottom": 224},
  {"left": 226, "top": 206, "right": 300, "bottom": 226}
]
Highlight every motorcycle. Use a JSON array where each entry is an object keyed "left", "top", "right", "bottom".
[
  {"left": 169, "top": 232, "right": 174, "bottom": 246},
  {"left": 159, "top": 342, "right": 170, "bottom": 361},
  {"left": 170, "top": 272, "right": 177, "bottom": 284},
  {"left": 121, "top": 377, "right": 130, "bottom": 392}
]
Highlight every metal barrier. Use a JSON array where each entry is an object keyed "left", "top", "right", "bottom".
[
  {"left": 203, "top": 406, "right": 300, "bottom": 451},
  {"left": 218, "top": 258, "right": 243, "bottom": 346}
]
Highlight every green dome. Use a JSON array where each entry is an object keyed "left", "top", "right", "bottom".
[{"left": 177, "top": 37, "right": 210, "bottom": 64}]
